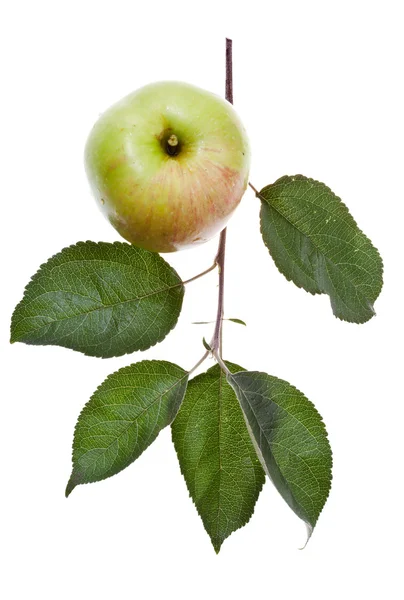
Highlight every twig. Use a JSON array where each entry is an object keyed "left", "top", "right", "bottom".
[
  {"left": 188, "top": 38, "right": 233, "bottom": 373},
  {"left": 209, "top": 38, "right": 233, "bottom": 361}
]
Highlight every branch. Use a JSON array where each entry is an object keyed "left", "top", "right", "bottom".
[
  {"left": 188, "top": 38, "right": 233, "bottom": 373},
  {"left": 209, "top": 38, "right": 233, "bottom": 360}
]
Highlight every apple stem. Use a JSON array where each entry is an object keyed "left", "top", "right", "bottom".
[
  {"left": 168, "top": 134, "right": 178, "bottom": 147},
  {"left": 166, "top": 134, "right": 179, "bottom": 156}
]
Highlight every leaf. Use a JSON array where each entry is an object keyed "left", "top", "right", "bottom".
[
  {"left": 66, "top": 360, "right": 188, "bottom": 496},
  {"left": 259, "top": 175, "right": 383, "bottom": 323},
  {"left": 172, "top": 363, "right": 265, "bottom": 553},
  {"left": 228, "top": 318, "right": 247, "bottom": 326},
  {"left": 202, "top": 337, "right": 212, "bottom": 352},
  {"left": 10, "top": 241, "right": 184, "bottom": 357},
  {"left": 228, "top": 370, "right": 332, "bottom": 539},
  {"left": 192, "top": 318, "right": 246, "bottom": 326}
]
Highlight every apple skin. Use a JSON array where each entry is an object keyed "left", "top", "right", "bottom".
[{"left": 84, "top": 81, "right": 251, "bottom": 253}]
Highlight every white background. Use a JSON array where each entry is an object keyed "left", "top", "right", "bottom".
[{"left": 1, "top": 1, "right": 403, "bottom": 598}]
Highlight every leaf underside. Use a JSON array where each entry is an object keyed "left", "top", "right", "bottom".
[
  {"left": 10, "top": 241, "right": 184, "bottom": 357},
  {"left": 228, "top": 370, "right": 332, "bottom": 538},
  {"left": 260, "top": 175, "right": 383, "bottom": 323},
  {"left": 66, "top": 360, "right": 188, "bottom": 496},
  {"left": 172, "top": 362, "right": 265, "bottom": 553}
]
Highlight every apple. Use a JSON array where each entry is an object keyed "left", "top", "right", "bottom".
[{"left": 84, "top": 81, "right": 251, "bottom": 252}]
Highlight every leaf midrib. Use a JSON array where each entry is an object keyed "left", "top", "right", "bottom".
[
  {"left": 262, "top": 191, "right": 376, "bottom": 305},
  {"left": 189, "top": 373, "right": 255, "bottom": 547},
  {"left": 266, "top": 181, "right": 359, "bottom": 233},
  {"left": 214, "top": 369, "right": 224, "bottom": 543},
  {"left": 75, "top": 371, "right": 188, "bottom": 471},
  {"left": 231, "top": 377, "right": 319, "bottom": 521},
  {"left": 12, "top": 280, "right": 183, "bottom": 336}
]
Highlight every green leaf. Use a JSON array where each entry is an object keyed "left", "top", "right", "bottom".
[
  {"left": 10, "top": 241, "right": 184, "bottom": 357},
  {"left": 192, "top": 318, "right": 246, "bottom": 326},
  {"left": 228, "top": 370, "right": 332, "bottom": 539},
  {"left": 202, "top": 337, "right": 212, "bottom": 352},
  {"left": 66, "top": 360, "right": 188, "bottom": 496},
  {"left": 172, "top": 363, "right": 265, "bottom": 553},
  {"left": 228, "top": 318, "right": 247, "bottom": 326},
  {"left": 259, "top": 175, "right": 383, "bottom": 323}
]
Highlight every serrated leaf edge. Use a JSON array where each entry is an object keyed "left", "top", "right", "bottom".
[
  {"left": 227, "top": 370, "right": 333, "bottom": 541},
  {"left": 10, "top": 240, "right": 185, "bottom": 358},
  {"left": 171, "top": 363, "right": 265, "bottom": 553},
  {"left": 66, "top": 359, "right": 189, "bottom": 496},
  {"left": 259, "top": 175, "right": 384, "bottom": 324}
]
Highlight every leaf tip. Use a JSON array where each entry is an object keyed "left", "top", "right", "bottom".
[
  {"left": 202, "top": 337, "right": 212, "bottom": 352},
  {"left": 9, "top": 321, "right": 18, "bottom": 344},
  {"left": 65, "top": 475, "right": 77, "bottom": 498},
  {"left": 211, "top": 539, "right": 222, "bottom": 554},
  {"left": 299, "top": 522, "right": 314, "bottom": 550},
  {"left": 228, "top": 318, "right": 247, "bottom": 326}
]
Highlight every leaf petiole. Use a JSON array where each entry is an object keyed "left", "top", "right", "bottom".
[
  {"left": 182, "top": 261, "right": 217, "bottom": 285},
  {"left": 248, "top": 181, "right": 261, "bottom": 197}
]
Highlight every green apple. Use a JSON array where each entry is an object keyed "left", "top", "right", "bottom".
[{"left": 84, "top": 81, "right": 251, "bottom": 252}]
